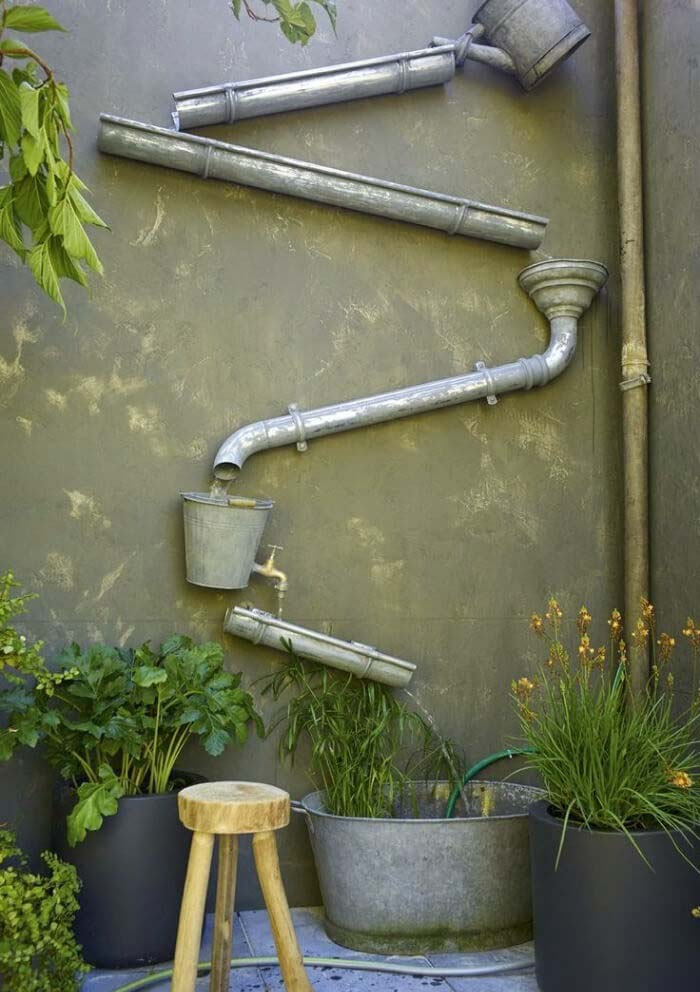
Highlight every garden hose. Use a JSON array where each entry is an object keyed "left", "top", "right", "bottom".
[
  {"left": 107, "top": 951, "right": 535, "bottom": 991},
  {"left": 444, "top": 746, "right": 537, "bottom": 818}
]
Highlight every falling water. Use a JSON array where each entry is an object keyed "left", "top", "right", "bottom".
[
  {"left": 209, "top": 477, "right": 233, "bottom": 500},
  {"left": 401, "top": 688, "right": 470, "bottom": 816}
]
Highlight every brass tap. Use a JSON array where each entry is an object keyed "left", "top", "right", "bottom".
[{"left": 252, "top": 545, "right": 288, "bottom": 593}]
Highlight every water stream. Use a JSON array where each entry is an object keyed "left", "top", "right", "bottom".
[{"left": 401, "top": 688, "right": 470, "bottom": 816}]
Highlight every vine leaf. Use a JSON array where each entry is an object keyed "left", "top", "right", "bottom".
[{"left": 3, "top": 5, "right": 66, "bottom": 34}]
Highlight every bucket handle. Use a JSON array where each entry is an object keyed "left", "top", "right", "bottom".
[{"left": 291, "top": 798, "right": 314, "bottom": 834}]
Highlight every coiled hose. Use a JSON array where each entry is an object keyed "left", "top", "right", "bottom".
[{"left": 108, "top": 951, "right": 535, "bottom": 991}]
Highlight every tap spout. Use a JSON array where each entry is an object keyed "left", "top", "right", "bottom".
[{"left": 252, "top": 546, "right": 288, "bottom": 593}]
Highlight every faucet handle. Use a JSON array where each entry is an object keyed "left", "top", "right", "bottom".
[{"left": 266, "top": 544, "right": 284, "bottom": 560}]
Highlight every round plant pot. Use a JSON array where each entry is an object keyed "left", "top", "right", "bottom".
[
  {"left": 529, "top": 800, "right": 700, "bottom": 992},
  {"left": 52, "top": 772, "right": 204, "bottom": 968}
]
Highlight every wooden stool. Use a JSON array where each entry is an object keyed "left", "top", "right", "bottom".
[{"left": 171, "top": 782, "right": 312, "bottom": 992}]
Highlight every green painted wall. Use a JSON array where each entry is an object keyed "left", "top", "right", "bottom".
[
  {"left": 1, "top": 0, "right": 620, "bottom": 904},
  {"left": 643, "top": 1, "right": 700, "bottom": 700}
]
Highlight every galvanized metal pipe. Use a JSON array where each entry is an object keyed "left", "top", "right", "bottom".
[
  {"left": 97, "top": 115, "right": 547, "bottom": 250},
  {"left": 172, "top": 0, "right": 591, "bottom": 129},
  {"left": 172, "top": 45, "right": 458, "bottom": 130},
  {"left": 213, "top": 259, "right": 608, "bottom": 478},
  {"left": 615, "top": 0, "right": 650, "bottom": 698},
  {"left": 224, "top": 606, "right": 416, "bottom": 687}
]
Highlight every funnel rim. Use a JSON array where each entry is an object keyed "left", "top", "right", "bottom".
[{"left": 518, "top": 257, "right": 609, "bottom": 285}]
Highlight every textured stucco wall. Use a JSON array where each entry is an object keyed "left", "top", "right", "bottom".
[
  {"left": 643, "top": 0, "right": 700, "bottom": 697},
  {"left": 1, "top": 0, "right": 620, "bottom": 902}
]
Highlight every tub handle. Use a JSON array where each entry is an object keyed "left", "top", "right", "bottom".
[{"left": 291, "top": 799, "right": 314, "bottom": 834}]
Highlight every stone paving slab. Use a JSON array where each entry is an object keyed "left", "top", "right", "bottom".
[{"left": 80, "top": 908, "right": 538, "bottom": 992}]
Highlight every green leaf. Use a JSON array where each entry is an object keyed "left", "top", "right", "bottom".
[
  {"left": 4, "top": 5, "right": 66, "bottom": 33},
  {"left": 133, "top": 665, "right": 168, "bottom": 687},
  {"left": 48, "top": 195, "right": 104, "bottom": 273},
  {"left": 0, "top": 198, "right": 26, "bottom": 257},
  {"left": 18, "top": 81, "right": 39, "bottom": 137},
  {"left": 54, "top": 81, "right": 72, "bottom": 129},
  {"left": 203, "top": 726, "right": 229, "bottom": 755},
  {"left": 20, "top": 128, "right": 44, "bottom": 175},
  {"left": 0, "top": 38, "right": 40, "bottom": 61},
  {"left": 27, "top": 239, "right": 65, "bottom": 314},
  {"left": 230, "top": 0, "right": 242, "bottom": 19},
  {"left": 68, "top": 183, "right": 109, "bottom": 229},
  {"left": 0, "top": 69, "right": 22, "bottom": 147},
  {"left": 14, "top": 171, "right": 45, "bottom": 228},
  {"left": 67, "top": 767, "right": 123, "bottom": 846},
  {"left": 47, "top": 235, "right": 87, "bottom": 287}
]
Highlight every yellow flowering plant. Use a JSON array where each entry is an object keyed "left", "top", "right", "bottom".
[{"left": 512, "top": 597, "right": 700, "bottom": 863}]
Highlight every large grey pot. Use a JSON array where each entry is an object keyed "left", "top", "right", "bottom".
[{"left": 298, "top": 780, "right": 543, "bottom": 954}]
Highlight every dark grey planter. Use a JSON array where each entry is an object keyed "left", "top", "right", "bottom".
[
  {"left": 52, "top": 772, "right": 203, "bottom": 968},
  {"left": 529, "top": 800, "right": 700, "bottom": 992}
]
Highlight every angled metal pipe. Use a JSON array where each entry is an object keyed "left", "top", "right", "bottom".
[
  {"left": 172, "top": 0, "right": 590, "bottom": 130},
  {"left": 213, "top": 259, "right": 608, "bottom": 479},
  {"left": 224, "top": 606, "right": 417, "bottom": 687},
  {"left": 97, "top": 115, "right": 547, "bottom": 250}
]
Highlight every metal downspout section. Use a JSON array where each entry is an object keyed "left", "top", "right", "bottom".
[
  {"left": 97, "top": 115, "right": 547, "bottom": 250},
  {"left": 171, "top": 0, "right": 592, "bottom": 129},
  {"left": 213, "top": 259, "right": 608, "bottom": 479},
  {"left": 615, "top": 0, "right": 650, "bottom": 698},
  {"left": 224, "top": 606, "right": 417, "bottom": 687}
]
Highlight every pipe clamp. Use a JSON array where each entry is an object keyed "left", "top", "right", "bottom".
[
  {"left": 474, "top": 361, "right": 498, "bottom": 405},
  {"left": 619, "top": 373, "right": 651, "bottom": 391},
  {"left": 288, "top": 403, "right": 308, "bottom": 451}
]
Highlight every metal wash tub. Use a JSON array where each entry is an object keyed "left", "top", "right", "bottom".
[{"left": 297, "top": 781, "right": 544, "bottom": 954}]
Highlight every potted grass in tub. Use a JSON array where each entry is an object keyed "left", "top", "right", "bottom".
[{"left": 262, "top": 651, "right": 542, "bottom": 953}]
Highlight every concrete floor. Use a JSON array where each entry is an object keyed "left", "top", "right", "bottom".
[{"left": 81, "top": 907, "right": 537, "bottom": 991}]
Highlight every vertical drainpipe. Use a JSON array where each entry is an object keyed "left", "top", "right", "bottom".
[{"left": 615, "top": 0, "right": 651, "bottom": 697}]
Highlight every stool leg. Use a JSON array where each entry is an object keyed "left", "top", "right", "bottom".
[
  {"left": 252, "top": 830, "right": 312, "bottom": 992},
  {"left": 209, "top": 835, "right": 238, "bottom": 992},
  {"left": 172, "top": 831, "right": 215, "bottom": 992}
]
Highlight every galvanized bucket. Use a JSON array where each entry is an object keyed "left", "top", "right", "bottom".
[
  {"left": 474, "top": 0, "right": 591, "bottom": 90},
  {"left": 297, "top": 780, "right": 544, "bottom": 954},
  {"left": 181, "top": 492, "right": 273, "bottom": 589}
]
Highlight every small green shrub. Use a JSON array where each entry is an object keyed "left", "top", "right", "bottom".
[
  {"left": 262, "top": 648, "right": 463, "bottom": 818},
  {"left": 513, "top": 598, "right": 700, "bottom": 862},
  {"left": 0, "top": 571, "right": 264, "bottom": 845},
  {"left": 0, "top": 829, "right": 88, "bottom": 992}
]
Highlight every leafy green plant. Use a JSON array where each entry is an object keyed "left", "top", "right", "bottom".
[
  {"left": 512, "top": 598, "right": 700, "bottom": 863},
  {"left": 230, "top": 0, "right": 337, "bottom": 45},
  {"left": 0, "top": 828, "right": 88, "bottom": 991},
  {"left": 262, "top": 647, "right": 463, "bottom": 818},
  {"left": 0, "top": 572, "right": 264, "bottom": 845},
  {"left": 0, "top": 2, "right": 107, "bottom": 312}
]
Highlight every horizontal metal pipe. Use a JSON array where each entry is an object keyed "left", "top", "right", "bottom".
[
  {"left": 224, "top": 606, "right": 416, "bottom": 687},
  {"left": 98, "top": 115, "right": 548, "bottom": 250},
  {"left": 214, "top": 259, "right": 608, "bottom": 478},
  {"left": 172, "top": 45, "right": 457, "bottom": 130}
]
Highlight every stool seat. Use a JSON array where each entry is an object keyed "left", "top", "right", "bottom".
[{"left": 178, "top": 781, "right": 290, "bottom": 834}]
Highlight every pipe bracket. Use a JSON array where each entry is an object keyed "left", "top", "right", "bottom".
[
  {"left": 474, "top": 361, "right": 498, "bottom": 405},
  {"left": 224, "top": 85, "right": 239, "bottom": 124},
  {"left": 288, "top": 403, "right": 308, "bottom": 451},
  {"left": 619, "top": 373, "right": 651, "bottom": 392}
]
